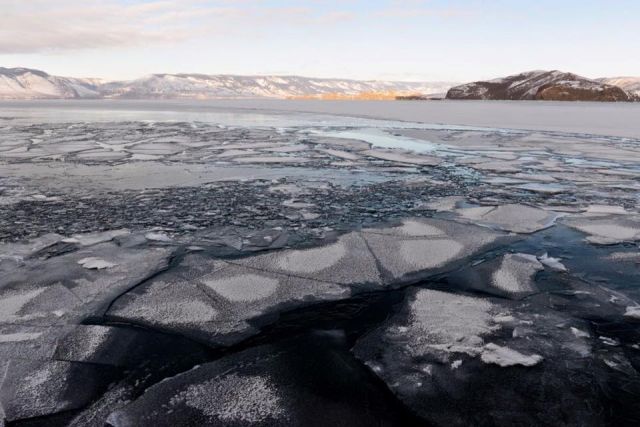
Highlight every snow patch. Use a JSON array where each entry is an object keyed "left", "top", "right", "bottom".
[
  {"left": 170, "top": 373, "right": 286, "bottom": 423},
  {"left": 480, "top": 343, "right": 543, "bottom": 367},
  {"left": 77, "top": 257, "right": 117, "bottom": 270},
  {"left": 204, "top": 274, "right": 279, "bottom": 302},
  {"left": 624, "top": 306, "right": 640, "bottom": 320},
  {"left": 538, "top": 253, "right": 567, "bottom": 271}
]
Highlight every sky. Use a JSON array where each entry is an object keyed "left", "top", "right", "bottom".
[{"left": 0, "top": 0, "right": 638, "bottom": 82}]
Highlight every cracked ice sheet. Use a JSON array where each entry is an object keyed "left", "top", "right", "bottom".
[
  {"left": 106, "top": 337, "right": 407, "bottom": 427},
  {"left": 231, "top": 232, "right": 383, "bottom": 287},
  {"left": 0, "top": 359, "right": 113, "bottom": 422},
  {"left": 0, "top": 240, "right": 173, "bottom": 325},
  {"left": 0, "top": 233, "right": 65, "bottom": 262},
  {"left": 110, "top": 364, "right": 288, "bottom": 426},
  {"left": 360, "top": 218, "right": 513, "bottom": 284},
  {"left": 52, "top": 324, "right": 187, "bottom": 369},
  {"left": 107, "top": 255, "right": 349, "bottom": 346},
  {"left": 562, "top": 214, "right": 640, "bottom": 245},
  {"left": 0, "top": 325, "right": 71, "bottom": 362},
  {"left": 453, "top": 203, "right": 559, "bottom": 234},
  {"left": 352, "top": 287, "right": 638, "bottom": 427},
  {"left": 448, "top": 253, "right": 544, "bottom": 300},
  {"left": 490, "top": 253, "right": 543, "bottom": 296},
  {"left": 362, "top": 149, "right": 441, "bottom": 166}
]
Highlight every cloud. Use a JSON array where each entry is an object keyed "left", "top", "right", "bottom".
[
  {"left": 374, "top": 7, "right": 471, "bottom": 19},
  {"left": 0, "top": 0, "right": 356, "bottom": 54},
  {"left": 0, "top": 0, "right": 197, "bottom": 53}
]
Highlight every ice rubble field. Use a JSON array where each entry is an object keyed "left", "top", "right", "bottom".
[{"left": 1, "top": 109, "right": 640, "bottom": 426}]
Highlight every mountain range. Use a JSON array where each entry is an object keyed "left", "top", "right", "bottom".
[
  {"left": 0, "top": 67, "right": 103, "bottom": 99},
  {"left": 1, "top": 67, "right": 639, "bottom": 101},
  {"left": 446, "top": 70, "right": 640, "bottom": 102},
  {"left": 0, "top": 67, "right": 452, "bottom": 100}
]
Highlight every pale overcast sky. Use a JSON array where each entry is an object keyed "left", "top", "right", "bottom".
[{"left": 1, "top": 0, "right": 638, "bottom": 81}]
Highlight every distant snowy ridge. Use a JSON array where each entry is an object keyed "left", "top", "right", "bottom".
[
  {"left": 0, "top": 67, "right": 454, "bottom": 100},
  {"left": 446, "top": 70, "right": 638, "bottom": 102},
  {"left": 3, "top": 67, "right": 638, "bottom": 101},
  {"left": 0, "top": 67, "right": 101, "bottom": 99},
  {"left": 597, "top": 77, "right": 640, "bottom": 97},
  {"left": 99, "top": 74, "right": 454, "bottom": 99}
]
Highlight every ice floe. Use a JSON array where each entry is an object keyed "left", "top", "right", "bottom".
[
  {"left": 479, "top": 343, "right": 543, "bottom": 367},
  {"left": 0, "top": 360, "right": 109, "bottom": 422},
  {"left": 564, "top": 215, "right": 640, "bottom": 245},
  {"left": 77, "top": 257, "right": 117, "bottom": 269},
  {"left": 455, "top": 203, "right": 558, "bottom": 234},
  {"left": 624, "top": 306, "right": 640, "bottom": 320},
  {"left": 361, "top": 218, "right": 510, "bottom": 284},
  {"left": 538, "top": 253, "right": 567, "bottom": 271},
  {"left": 352, "top": 285, "right": 638, "bottom": 426},
  {"left": 490, "top": 253, "right": 543, "bottom": 296},
  {"left": 233, "top": 232, "right": 381, "bottom": 286}
]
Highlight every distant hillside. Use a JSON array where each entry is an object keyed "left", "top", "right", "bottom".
[
  {"left": 446, "top": 70, "right": 637, "bottom": 102},
  {"left": 597, "top": 77, "right": 640, "bottom": 97},
  {"left": 0, "top": 67, "right": 454, "bottom": 100},
  {"left": 4, "top": 67, "right": 638, "bottom": 102},
  {"left": 0, "top": 67, "right": 101, "bottom": 99},
  {"left": 99, "top": 74, "right": 454, "bottom": 99}
]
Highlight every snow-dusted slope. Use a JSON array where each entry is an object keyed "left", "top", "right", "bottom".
[
  {"left": 100, "top": 74, "right": 454, "bottom": 99},
  {"left": 597, "top": 77, "right": 640, "bottom": 97},
  {"left": 0, "top": 68, "right": 101, "bottom": 99},
  {"left": 446, "top": 70, "right": 636, "bottom": 102},
  {"left": 4, "top": 66, "right": 636, "bottom": 101},
  {"left": 0, "top": 68, "right": 454, "bottom": 99}
]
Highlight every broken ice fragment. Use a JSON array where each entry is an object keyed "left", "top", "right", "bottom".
[
  {"left": 144, "top": 232, "right": 173, "bottom": 242},
  {"left": 624, "top": 306, "right": 640, "bottom": 320},
  {"left": 538, "top": 253, "right": 567, "bottom": 271},
  {"left": 77, "top": 257, "right": 117, "bottom": 270},
  {"left": 203, "top": 274, "right": 279, "bottom": 302},
  {"left": 490, "top": 253, "right": 543, "bottom": 296},
  {"left": 564, "top": 215, "right": 640, "bottom": 245},
  {"left": 456, "top": 203, "right": 558, "bottom": 234},
  {"left": 480, "top": 343, "right": 543, "bottom": 367}
]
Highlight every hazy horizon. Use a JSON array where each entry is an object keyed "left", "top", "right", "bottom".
[{"left": 1, "top": 0, "right": 638, "bottom": 82}]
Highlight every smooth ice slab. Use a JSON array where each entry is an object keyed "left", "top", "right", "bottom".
[
  {"left": 455, "top": 203, "right": 558, "bottom": 234},
  {"left": 107, "top": 255, "right": 349, "bottom": 346},
  {"left": 361, "top": 218, "right": 510, "bottom": 283},
  {"left": 204, "top": 273, "right": 279, "bottom": 302},
  {"left": 107, "top": 278, "right": 218, "bottom": 328},
  {"left": 563, "top": 215, "right": 640, "bottom": 245},
  {"left": 0, "top": 360, "right": 111, "bottom": 422},
  {"left": 232, "top": 232, "right": 382, "bottom": 286},
  {"left": 490, "top": 253, "right": 543, "bottom": 296},
  {"left": 449, "top": 253, "right": 544, "bottom": 299}
]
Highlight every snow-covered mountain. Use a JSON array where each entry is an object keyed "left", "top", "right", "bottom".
[
  {"left": 446, "top": 70, "right": 636, "bottom": 102},
  {"left": 597, "top": 77, "right": 640, "bottom": 97},
  {"left": 3, "top": 67, "right": 638, "bottom": 101},
  {"left": 0, "top": 67, "right": 453, "bottom": 100},
  {"left": 0, "top": 67, "right": 102, "bottom": 99},
  {"left": 99, "top": 74, "right": 453, "bottom": 99}
]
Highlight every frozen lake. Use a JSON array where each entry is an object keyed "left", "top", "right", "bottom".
[
  {"left": 2, "top": 98, "right": 640, "bottom": 138},
  {"left": 1, "top": 100, "right": 640, "bottom": 426}
]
